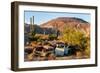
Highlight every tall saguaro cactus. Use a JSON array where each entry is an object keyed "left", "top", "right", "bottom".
[{"left": 30, "top": 16, "right": 34, "bottom": 33}]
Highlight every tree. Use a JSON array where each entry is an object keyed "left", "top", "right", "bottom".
[
  {"left": 61, "top": 27, "right": 84, "bottom": 45},
  {"left": 61, "top": 26, "right": 90, "bottom": 57}
]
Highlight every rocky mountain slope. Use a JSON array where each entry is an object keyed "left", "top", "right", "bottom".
[{"left": 25, "top": 17, "right": 90, "bottom": 36}]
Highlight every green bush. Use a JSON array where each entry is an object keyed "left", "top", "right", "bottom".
[
  {"left": 61, "top": 26, "right": 90, "bottom": 56},
  {"left": 49, "top": 34, "right": 57, "bottom": 40}
]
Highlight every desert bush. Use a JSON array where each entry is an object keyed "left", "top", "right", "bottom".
[
  {"left": 49, "top": 34, "right": 57, "bottom": 40},
  {"left": 61, "top": 26, "right": 90, "bottom": 56}
]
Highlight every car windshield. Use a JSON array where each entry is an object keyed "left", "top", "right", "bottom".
[{"left": 57, "top": 44, "right": 64, "bottom": 48}]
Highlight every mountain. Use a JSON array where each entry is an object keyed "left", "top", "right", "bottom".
[
  {"left": 40, "top": 17, "right": 90, "bottom": 33},
  {"left": 25, "top": 17, "right": 90, "bottom": 36}
]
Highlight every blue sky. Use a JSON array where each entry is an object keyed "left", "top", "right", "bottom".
[{"left": 24, "top": 11, "right": 90, "bottom": 25}]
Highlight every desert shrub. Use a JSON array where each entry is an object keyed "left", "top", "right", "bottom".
[
  {"left": 49, "top": 34, "right": 57, "bottom": 40},
  {"left": 61, "top": 27, "right": 90, "bottom": 56}
]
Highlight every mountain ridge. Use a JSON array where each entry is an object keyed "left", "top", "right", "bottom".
[
  {"left": 25, "top": 17, "right": 90, "bottom": 36},
  {"left": 40, "top": 17, "right": 90, "bottom": 33}
]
